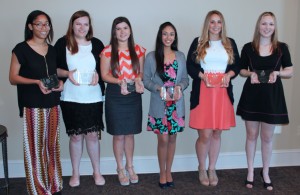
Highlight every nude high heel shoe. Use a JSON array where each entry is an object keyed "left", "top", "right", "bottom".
[
  {"left": 125, "top": 165, "right": 139, "bottom": 184},
  {"left": 116, "top": 168, "right": 130, "bottom": 186},
  {"left": 198, "top": 168, "right": 209, "bottom": 186},
  {"left": 208, "top": 169, "right": 219, "bottom": 186}
]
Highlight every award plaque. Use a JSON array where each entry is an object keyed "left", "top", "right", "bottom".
[
  {"left": 205, "top": 73, "right": 224, "bottom": 87},
  {"left": 40, "top": 74, "right": 59, "bottom": 89},
  {"left": 74, "top": 71, "right": 95, "bottom": 85},
  {"left": 162, "top": 86, "right": 175, "bottom": 101},
  {"left": 255, "top": 70, "right": 272, "bottom": 83}
]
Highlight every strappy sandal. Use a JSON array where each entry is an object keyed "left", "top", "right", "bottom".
[
  {"left": 125, "top": 165, "right": 139, "bottom": 184},
  {"left": 116, "top": 168, "right": 130, "bottom": 186}
]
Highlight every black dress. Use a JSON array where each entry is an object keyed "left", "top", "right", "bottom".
[{"left": 236, "top": 42, "right": 293, "bottom": 124}]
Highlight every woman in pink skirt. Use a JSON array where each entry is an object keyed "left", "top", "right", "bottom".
[{"left": 187, "top": 10, "right": 240, "bottom": 186}]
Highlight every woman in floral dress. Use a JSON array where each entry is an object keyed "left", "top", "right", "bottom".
[{"left": 144, "top": 22, "right": 189, "bottom": 189}]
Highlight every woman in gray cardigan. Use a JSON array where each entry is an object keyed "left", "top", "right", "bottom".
[{"left": 143, "top": 22, "right": 189, "bottom": 189}]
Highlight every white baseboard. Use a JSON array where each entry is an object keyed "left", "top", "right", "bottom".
[{"left": 2, "top": 149, "right": 300, "bottom": 178}]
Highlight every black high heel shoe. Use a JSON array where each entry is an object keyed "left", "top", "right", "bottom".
[
  {"left": 245, "top": 180, "right": 254, "bottom": 188},
  {"left": 167, "top": 181, "right": 175, "bottom": 187},
  {"left": 245, "top": 172, "right": 254, "bottom": 188},
  {"left": 260, "top": 170, "right": 273, "bottom": 190},
  {"left": 158, "top": 182, "right": 168, "bottom": 189}
]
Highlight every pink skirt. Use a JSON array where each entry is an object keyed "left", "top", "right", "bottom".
[{"left": 189, "top": 80, "right": 235, "bottom": 130}]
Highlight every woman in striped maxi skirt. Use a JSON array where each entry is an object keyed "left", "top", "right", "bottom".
[{"left": 9, "top": 10, "right": 64, "bottom": 195}]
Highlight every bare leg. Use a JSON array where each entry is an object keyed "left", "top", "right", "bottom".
[
  {"left": 196, "top": 130, "right": 212, "bottom": 170},
  {"left": 157, "top": 134, "right": 168, "bottom": 183},
  {"left": 85, "top": 132, "right": 105, "bottom": 185},
  {"left": 113, "top": 135, "right": 129, "bottom": 185},
  {"left": 260, "top": 122, "right": 275, "bottom": 190},
  {"left": 207, "top": 130, "right": 222, "bottom": 186},
  {"left": 113, "top": 135, "right": 125, "bottom": 169},
  {"left": 124, "top": 134, "right": 138, "bottom": 183},
  {"left": 85, "top": 132, "right": 100, "bottom": 174},
  {"left": 166, "top": 134, "right": 177, "bottom": 183},
  {"left": 124, "top": 134, "right": 134, "bottom": 168},
  {"left": 195, "top": 129, "right": 212, "bottom": 186},
  {"left": 208, "top": 130, "right": 222, "bottom": 170},
  {"left": 69, "top": 134, "right": 84, "bottom": 186},
  {"left": 245, "top": 121, "right": 260, "bottom": 188}
]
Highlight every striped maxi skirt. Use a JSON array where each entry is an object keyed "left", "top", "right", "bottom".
[{"left": 23, "top": 106, "right": 63, "bottom": 195}]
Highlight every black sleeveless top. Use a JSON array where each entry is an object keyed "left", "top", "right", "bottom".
[{"left": 13, "top": 41, "right": 60, "bottom": 117}]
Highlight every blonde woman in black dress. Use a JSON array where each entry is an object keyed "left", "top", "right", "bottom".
[{"left": 237, "top": 12, "right": 293, "bottom": 191}]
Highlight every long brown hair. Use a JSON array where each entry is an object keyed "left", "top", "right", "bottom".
[
  {"left": 110, "top": 17, "right": 139, "bottom": 78},
  {"left": 196, "top": 10, "right": 234, "bottom": 64},
  {"left": 252, "top": 12, "right": 279, "bottom": 55},
  {"left": 66, "top": 10, "right": 93, "bottom": 54}
]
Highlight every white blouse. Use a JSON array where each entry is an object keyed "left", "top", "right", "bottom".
[
  {"left": 200, "top": 40, "right": 229, "bottom": 73},
  {"left": 61, "top": 43, "right": 103, "bottom": 103}
]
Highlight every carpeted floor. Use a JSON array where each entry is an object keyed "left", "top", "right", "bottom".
[{"left": 1, "top": 166, "right": 300, "bottom": 195}]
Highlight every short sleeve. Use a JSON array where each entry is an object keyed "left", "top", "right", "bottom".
[
  {"left": 280, "top": 43, "right": 293, "bottom": 68},
  {"left": 135, "top": 44, "right": 146, "bottom": 58},
  {"left": 240, "top": 44, "right": 251, "bottom": 70},
  {"left": 12, "top": 43, "right": 26, "bottom": 66},
  {"left": 100, "top": 45, "right": 112, "bottom": 58}
]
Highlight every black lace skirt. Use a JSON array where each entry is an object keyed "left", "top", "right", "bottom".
[{"left": 60, "top": 101, "right": 104, "bottom": 137}]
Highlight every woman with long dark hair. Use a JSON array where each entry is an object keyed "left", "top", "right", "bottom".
[
  {"left": 144, "top": 22, "right": 189, "bottom": 189},
  {"left": 100, "top": 16, "right": 145, "bottom": 186}
]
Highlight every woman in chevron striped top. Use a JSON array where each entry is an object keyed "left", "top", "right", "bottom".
[{"left": 100, "top": 16, "right": 146, "bottom": 186}]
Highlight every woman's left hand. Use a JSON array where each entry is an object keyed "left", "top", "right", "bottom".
[
  {"left": 52, "top": 80, "right": 64, "bottom": 92},
  {"left": 268, "top": 71, "right": 279, "bottom": 84},
  {"left": 174, "top": 86, "right": 182, "bottom": 101},
  {"left": 135, "top": 78, "right": 144, "bottom": 93},
  {"left": 89, "top": 71, "right": 99, "bottom": 86},
  {"left": 221, "top": 73, "right": 231, "bottom": 87}
]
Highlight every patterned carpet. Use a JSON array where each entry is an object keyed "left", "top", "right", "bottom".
[{"left": 2, "top": 166, "right": 300, "bottom": 195}]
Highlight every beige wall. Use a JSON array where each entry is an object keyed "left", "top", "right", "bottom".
[{"left": 0, "top": 0, "right": 299, "bottom": 164}]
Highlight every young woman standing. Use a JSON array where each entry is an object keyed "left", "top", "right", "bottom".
[{"left": 100, "top": 17, "right": 145, "bottom": 186}]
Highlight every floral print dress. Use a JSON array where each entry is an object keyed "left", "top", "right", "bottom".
[{"left": 147, "top": 59, "right": 185, "bottom": 135}]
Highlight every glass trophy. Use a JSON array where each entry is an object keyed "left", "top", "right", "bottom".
[
  {"left": 255, "top": 70, "right": 272, "bottom": 83},
  {"left": 162, "top": 86, "right": 175, "bottom": 101},
  {"left": 205, "top": 73, "right": 224, "bottom": 87},
  {"left": 74, "top": 70, "right": 95, "bottom": 85},
  {"left": 126, "top": 80, "right": 136, "bottom": 92},
  {"left": 40, "top": 74, "right": 59, "bottom": 89}
]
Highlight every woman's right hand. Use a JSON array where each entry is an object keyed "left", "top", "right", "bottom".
[
  {"left": 250, "top": 72, "right": 260, "bottom": 84},
  {"left": 68, "top": 69, "right": 80, "bottom": 86},
  {"left": 37, "top": 80, "right": 52, "bottom": 94},
  {"left": 203, "top": 75, "right": 211, "bottom": 87},
  {"left": 120, "top": 79, "right": 130, "bottom": 95}
]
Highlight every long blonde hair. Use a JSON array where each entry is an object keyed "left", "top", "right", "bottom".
[
  {"left": 252, "top": 12, "right": 279, "bottom": 55},
  {"left": 196, "top": 10, "right": 234, "bottom": 64}
]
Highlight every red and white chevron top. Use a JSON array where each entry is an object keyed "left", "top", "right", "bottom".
[{"left": 102, "top": 44, "right": 146, "bottom": 80}]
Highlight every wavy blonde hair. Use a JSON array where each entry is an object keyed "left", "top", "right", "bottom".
[{"left": 196, "top": 10, "right": 234, "bottom": 64}]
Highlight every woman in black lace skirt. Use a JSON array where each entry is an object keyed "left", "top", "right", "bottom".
[{"left": 55, "top": 10, "right": 106, "bottom": 187}]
